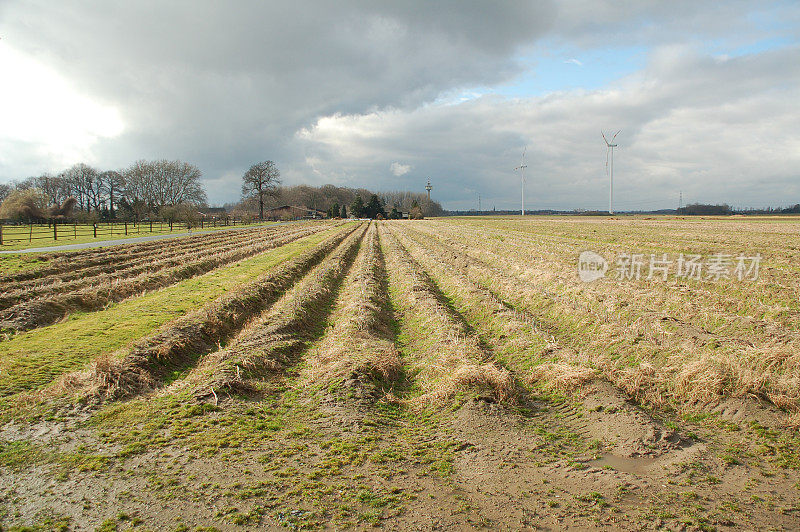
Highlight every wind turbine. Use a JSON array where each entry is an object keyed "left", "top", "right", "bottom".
[
  {"left": 602, "top": 130, "right": 620, "bottom": 215},
  {"left": 515, "top": 147, "right": 528, "bottom": 216}
]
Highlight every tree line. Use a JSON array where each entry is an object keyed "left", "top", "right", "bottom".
[
  {"left": 231, "top": 182, "right": 444, "bottom": 219},
  {"left": 1, "top": 157, "right": 445, "bottom": 223},
  {"left": 0, "top": 160, "right": 207, "bottom": 222}
]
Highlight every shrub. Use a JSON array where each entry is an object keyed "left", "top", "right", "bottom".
[{"left": 0, "top": 188, "right": 49, "bottom": 221}]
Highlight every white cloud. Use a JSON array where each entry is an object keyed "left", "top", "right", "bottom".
[
  {"left": 564, "top": 58, "right": 583, "bottom": 66},
  {"left": 390, "top": 162, "right": 412, "bottom": 176},
  {"left": 298, "top": 44, "right": 800, "bottom": 210}
]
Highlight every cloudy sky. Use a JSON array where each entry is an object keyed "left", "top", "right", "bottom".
[{"left": 1, "top": 1, "right": 798, "bottom": 211}]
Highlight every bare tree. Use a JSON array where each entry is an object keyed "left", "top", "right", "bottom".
[
  {"left": 99, "top": 170, "right": 124, "bottom": 218},
  {"left": 34, "top": 173, "right": 71, "bottom": 206},
  {"left": 242, "top": 161, "right": 281, "bottom": 220},
  {"left": 61, "top": 163, "right": 99, "bottom": 212},
  {"left": 0, "top": 183, "right": 13, "bottom": 204},
  {"left": 122, "top": 159, "right": 207, "bottom": 213}
]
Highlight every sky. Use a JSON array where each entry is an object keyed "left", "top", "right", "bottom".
[{"left": 1, "top": 1, "right": 798, "bottom": 211}]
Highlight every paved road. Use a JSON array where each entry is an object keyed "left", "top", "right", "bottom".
[{"left": 0, "top": 222, "right": 296, "bottom": 254}]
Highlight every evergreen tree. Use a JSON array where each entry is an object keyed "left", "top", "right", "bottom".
[
  {"left": 364, "top": 194, "right": 386, "bottom": 219},
  {"left": 340, "top": 204, "right": 347, "bottom": 218},
  {"left": 350, "top": 195, "right": 364, "bottom": 218}
]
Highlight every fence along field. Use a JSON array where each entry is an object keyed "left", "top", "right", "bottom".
[
  {"left": 0, "top": 216, "right": 256, "bottom": 249},
  {"left": 1, "top": 217, "right": 800, "bottom": 530}
]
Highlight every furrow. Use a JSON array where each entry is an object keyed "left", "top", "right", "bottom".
[
  {"left": 177, "top": 223, "right": 368, "bottom": 399},
  {"left": 402, "top": 222, "right": 796, "bottom": 422},
  {"left": 299, "top": 222, "right": 403, "bottom": 403},
  {"left": 379, "top": 223, "right": 515, "bottom": 407},
  {"left": 0, "top": 223, "right": 323, "bottom": 311},
  {"left": 0, "top": 222, "right": 301, "bottom": 293},
  {"left": 48, "top": 223, "right": 362, "bottom": 401},
  {"left": 392, "top": 223, "right": 688, "bottom": 457},
  {"left": 0, "top": 225, "right": 330, "bottom": 334},
  {"left": 0, "top": 223, "right": 282, "bottom": 285}
]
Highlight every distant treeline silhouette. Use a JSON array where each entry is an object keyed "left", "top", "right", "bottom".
[{"left": 229, "top": 184, "right": 444, "bottom": 218}]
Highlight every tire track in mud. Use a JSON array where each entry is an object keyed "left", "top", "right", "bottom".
[
  {"left": 392, "top": 223, "right": 688, "bottom": 458},
  {"left": 0, "top": 223, "right": 324, "bottom": 312},
  {"left": 379, "top": 223, "right": 515, "bottom": 406},
  {"left": 0, "top": 224, "right": 333, "bottom": 334},
  {"left": 45, "top": 223, "right": 363, "bottom": 402},
  {"left": 174, "top": 223, "right": 369, "bottom": 400}
]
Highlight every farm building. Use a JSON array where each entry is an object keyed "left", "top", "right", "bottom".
[
  {"left": 199, "top": 207, "right": 227, "bottom": 218},
  {"left": 263, "top": 205, "right": 326, "bottom": 220}
]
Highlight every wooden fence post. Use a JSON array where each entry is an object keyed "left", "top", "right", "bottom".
[
  {"left": 124, "top": 221, "right": 128, "bottom": 236},
  {"left": 0, "top": 224, "right": 3, "bottom": 245},
  {"left": 73, "top": 223, "right": 77, "bottom": 239},
  {"left": 29, "top": 224, "right": 33, "bottom": 242},
  {"left": 53, "top": 220, "right": 57, "bottom": 241},
  {"left": 93, "top": 223, "right": 97, "bottom": 238}
]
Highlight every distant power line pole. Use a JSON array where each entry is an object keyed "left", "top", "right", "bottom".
[
  {"left": 478, "top": 193, "right": 481, "bottom": 212},
  {"left": 678, "top": 191, "right": 682, "bottom": 211}
]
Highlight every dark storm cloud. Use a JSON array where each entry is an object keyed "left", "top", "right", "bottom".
[
  {"left": 1, "top": 1, "right": 798, "bottom": 208},
  {"left": 0, "top": 1, "right": 554, "bottom": 198}
]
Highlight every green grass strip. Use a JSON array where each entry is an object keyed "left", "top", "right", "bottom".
[{"left": 0, "top": 225, "right": 347, "bottom": 397}]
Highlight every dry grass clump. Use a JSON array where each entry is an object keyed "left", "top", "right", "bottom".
[
  {"left": 176, "top": 224, "right": 368, "bottom": 397},
  {"left": 785, "top": 411, "right": 800, "bottom": 429},
  {"left": 380, "top": 224, "right": 516, "bottom": 407},
  {"left": 58, "top": 224, "right": 359, "bottom": 401},
  {"left": 58, "top": 355, "right": 155, "bottom": 401},
  {"left": 671, "top": 356, "right": 731, "bottom": 403},
  {"left": 0, "top": 224, "right": 328, "bottom": 333},
  {"left": 417, "top": 362, "right": 514, "bottom": 406},
  {"left": 606, "top": 362, "right": 666, "bottom": 408},
  {"left": 301, "top": 224, "right": 403, "bottom": 402},
  {"left": 527, "top": 363, "right": 598, "bottom": 395}
]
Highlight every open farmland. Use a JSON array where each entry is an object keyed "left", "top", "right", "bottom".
[{"left": 1, "top": 216, "right": 800, "bottom": 530}]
